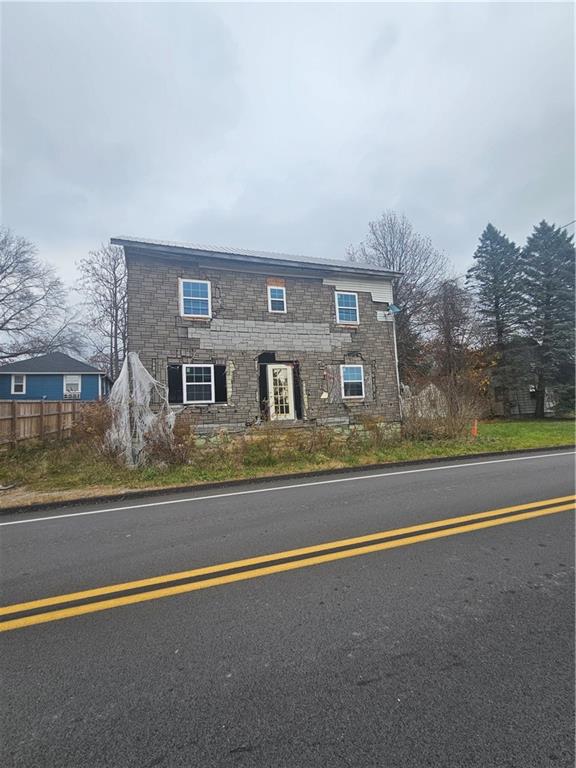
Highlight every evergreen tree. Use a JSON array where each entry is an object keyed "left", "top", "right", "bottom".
[
  {"left": 467, "top": 223, "right": 522, "bottom": 348},
  {"left": 520, "top": 221, "right": 575, "bottom": 417},
  {"left": 466, "top": 224, "right": 523, "bottom": 411}
]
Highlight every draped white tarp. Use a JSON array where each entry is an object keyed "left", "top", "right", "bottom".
[{"left": 106, "top": 352, "right": 176, "bottom": 466}]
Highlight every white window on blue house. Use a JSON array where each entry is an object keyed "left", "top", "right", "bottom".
[
  {"left": 63, "top": 375, "right": 81, "bottom": 399},
  {"left": 267, "top": 285, "right": 287, "bottom": 313},
  {"left": 180, "top": 279, "right": 212, "bottom": 318},
  {"left": 335, "top": 291, "right": 359, "bottom": 324},
  {"left": 182, "top": 364, "right": 215, "bottom": 404},
  {"left": 11, "top": 374, "right": 26, "bottom": 395},
  {"left": 340, "top": 365, "right": 365, "bottom": 399}
]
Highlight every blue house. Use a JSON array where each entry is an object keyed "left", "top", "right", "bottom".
[{"left": 0, "top": 352, "right": 111, "bottom": 401}]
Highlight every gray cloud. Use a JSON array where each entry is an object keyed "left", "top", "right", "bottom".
[{"left": 2, "top": 1, "right": 574, "bottom": 282}]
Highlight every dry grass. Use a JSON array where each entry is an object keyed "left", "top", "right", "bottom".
[{"left": 0, "top": 418, "right": 573, "bottom": 510}]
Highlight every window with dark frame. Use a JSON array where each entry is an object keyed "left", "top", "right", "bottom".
[
  {"left": 168, "top": 364, "right": 227, "bottom": 405},
  {"left": 183, "top": 364, "right": 214, "bottom": 403}
]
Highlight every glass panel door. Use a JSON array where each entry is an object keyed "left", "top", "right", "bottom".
[{"left": 266, "top": 365, "right": 294, "bottom": 420}]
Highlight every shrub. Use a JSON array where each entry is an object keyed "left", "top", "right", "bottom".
[
  {"left": 71, "top": 401, "right": 112, "bottom": 448},
  {"left": 402, "top": 378, "right": 487, "bottom": 440},
  {"left": 142, "top": 417, "right": 196, "bottom": 466}
]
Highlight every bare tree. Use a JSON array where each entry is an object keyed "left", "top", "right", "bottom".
[
  {"left": 77, "top": 244, "right": 127, "bottom": 379},
  {"left": 427, "top": 278, "right": 479, "bottom": 380},
  {"left": 347, "top": 211, "right": 448, "bottom": 380},
  {"left": 0, "top": 228, "right": 76, "bottom": 362}
]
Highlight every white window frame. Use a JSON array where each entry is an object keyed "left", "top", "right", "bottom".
[
  {"left": 340, "top": 364, "right": 365, "bottom": 399},
  {"left": 335, "top": 291, "right": 360, "bottom": 325},
  {"left": 10, "top": 374, "right": 26, "bottom": 395},
  {"left": 179, "top": 278, "right": 212, "bottom": 319},
  {"left": 267, "top": 285, "right": 287, "bottom": 314},
  {"left": 63, "top": 374, "right": 82, "bottom": 399},
  {"left": 182, "top": 364, "right": 215, "bottom": 405}
]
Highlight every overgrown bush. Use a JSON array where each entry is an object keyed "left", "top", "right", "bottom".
[
  {"left": 71, "top": 401, "right": 113, "bottom": 449},
  {"left": 402, "top": 378, "right": 487, "bottom": 440},
  {"left": 142, "top": 417, "right": 196, "bottom": 466}
]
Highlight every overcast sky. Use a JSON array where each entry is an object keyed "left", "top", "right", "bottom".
[{"left": 2, "top": 1, "right": 574, "bottom": 282}]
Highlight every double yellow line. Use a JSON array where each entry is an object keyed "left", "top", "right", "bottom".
[{"left": 1, "top": 494, "right": 574, "bottom": 632}]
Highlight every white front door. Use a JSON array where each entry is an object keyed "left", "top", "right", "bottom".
[{"left": 266, "top": 364, "right": 295, "bottom": 420}]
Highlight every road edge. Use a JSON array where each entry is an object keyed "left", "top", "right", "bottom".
[{"left": 1, "top": 444, "right": 574, "bottom": 517}]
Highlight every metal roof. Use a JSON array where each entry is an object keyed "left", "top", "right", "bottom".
[
  {"left": 0, "top": 352, "right": 104, "bottom": 375},
  {"left": 111, "top": 236, "right": 401, "bottom": 279}
]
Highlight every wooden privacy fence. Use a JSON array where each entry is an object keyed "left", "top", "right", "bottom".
[{"left": 0, "top": 400, "right": 84, "bottom": 447}]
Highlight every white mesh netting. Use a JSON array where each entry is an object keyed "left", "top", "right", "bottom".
[{"left": 106, "top": 352, "right": 176, "bottom": 466}]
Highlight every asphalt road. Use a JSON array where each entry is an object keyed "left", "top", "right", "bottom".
[{"left": 1, "top": 449, "right": 574, "bottom": 767}]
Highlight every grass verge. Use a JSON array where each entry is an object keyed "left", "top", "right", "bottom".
[{"left": 0, "top": 419, "right": 573, "bottom": 510}]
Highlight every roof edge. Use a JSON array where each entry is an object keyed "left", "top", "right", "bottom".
[
  {"left": 111, "top": 237, "right": 402, "bottom": 280},
  {"left": 0, "top": 369, "right": 107, "bottom": 375}
]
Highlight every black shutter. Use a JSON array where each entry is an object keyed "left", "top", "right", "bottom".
[
  {"left": 214, "top": 365, "right": 227, "bottom": 403},
  {"left": 168, "top": 365, "right": 183, "bottom": 404}
]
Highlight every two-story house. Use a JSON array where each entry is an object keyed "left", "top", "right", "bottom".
[{"left": 112, "top": 237, "right": 402, "bottom": 433}]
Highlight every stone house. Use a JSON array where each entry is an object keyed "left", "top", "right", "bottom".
[{"left": 113, "top": 236, "right": 402, "bottom": 433}]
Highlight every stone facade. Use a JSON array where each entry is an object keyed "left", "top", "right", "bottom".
[{"left": 124, "top": 245, "right": 402, "bottom": 432}]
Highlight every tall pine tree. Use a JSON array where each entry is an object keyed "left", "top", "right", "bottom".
[
  {"left": 520, "top": 221, "right": 575, "bottom": 417},
  {"left": 466, "top": 224, "right": 523, "bottom": 411}
]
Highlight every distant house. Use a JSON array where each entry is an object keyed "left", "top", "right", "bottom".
[
  {"left": 0, "top": 352, "right": 111, "bottom": 401},
  {"left": 492, "top": 385, "right": 558, "bottom": 418}
]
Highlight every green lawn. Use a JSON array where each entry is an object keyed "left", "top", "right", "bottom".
[{"left": 0, "top": 420, "right": 573, "bottom": 508}]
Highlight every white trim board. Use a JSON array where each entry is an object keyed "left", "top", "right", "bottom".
[{"left": 323, "top": 277, "right": 394, "bottom": 304}]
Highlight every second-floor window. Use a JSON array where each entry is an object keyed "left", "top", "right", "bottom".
[
  {"left": 335, "top": 291, "right": 359, "bottom": 324},
  {"left": 180, "top": 279, "right": 212, "bottom": 318},
  {"left": 268, "top": 286, "right": 287, "bottom": 313}
]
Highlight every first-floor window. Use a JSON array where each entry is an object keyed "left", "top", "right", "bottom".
[
  {"left": 11, "top": 374, "right": 26, "bottom": 395},
  {"left": 63, "top": 375, "right": 81, "bottom": 399},
  {"left": 341, "top": 364, "right": 365, "bottom": 399},
  {"left": 183, "top": 364, "right": 214, "bottom": 404},
  {"left": 168, "top": 364, "right": 228, "bottom": 404}
]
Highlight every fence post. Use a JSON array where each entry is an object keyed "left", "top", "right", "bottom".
[
  {"left": 57, "top": 401, "right": 63, "bottom": 440},
  {"left": 39, "top": 400, "right": 45, "bottom": 442},
  {"left": 11, "top": 400, "right": 17, "bottom": 448}
]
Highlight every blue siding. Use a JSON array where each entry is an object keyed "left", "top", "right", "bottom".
[{"left": 0, "top": 373, "right": 104, "bottom": 401}]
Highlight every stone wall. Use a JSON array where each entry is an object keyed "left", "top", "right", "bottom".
[{"left": 126, "top": 249, "right": 402, "bottom": 431}]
